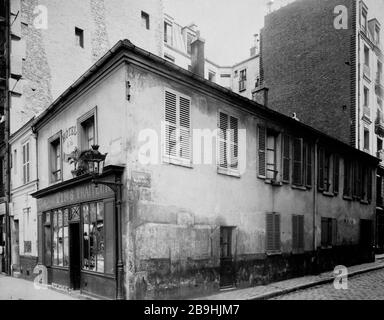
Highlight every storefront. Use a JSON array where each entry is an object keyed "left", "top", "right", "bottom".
[{"left": 32, "top": 166, "right": 124, "bottom": 299}]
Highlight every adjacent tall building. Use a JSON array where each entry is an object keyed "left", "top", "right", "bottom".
[{"left": 258, "top": 0, "right": 384, "bottom": 251}]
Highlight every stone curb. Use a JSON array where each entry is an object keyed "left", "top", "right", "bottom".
[{"left": 249, "top": 263, "right": 384, "bottom": 300}]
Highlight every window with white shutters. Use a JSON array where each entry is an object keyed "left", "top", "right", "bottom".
[
  {"left": 164, "top": 89, "right": 191, "bottom": 165},
  {"left": 218, "top": 112, "right": 239, "bottom": 171},
  {"left": 22, "top": 142, "right": 30, "bottom": 185},
  {"left": 266, "top": 212, "right": 281, "bottom": 253}
]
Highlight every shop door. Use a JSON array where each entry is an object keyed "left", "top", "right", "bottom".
[
  {"left": 220, "top": 227, "right": 235, "bottom": 288},
  {"left": 69, "top": 223, "right": 81, "bottom": 290}
]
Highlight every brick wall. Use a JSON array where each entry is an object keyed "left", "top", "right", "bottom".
[{"left": 261, "top": 0, "right": 356, "bottom": 145}]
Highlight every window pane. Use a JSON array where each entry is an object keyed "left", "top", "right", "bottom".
[
  {"left": 83, "top": 204, "right": 90, "bottom": 270},
  {"left": 57, "top": 210, "right": 63, "bottom": 267},
  {"left": 96, "top": 202, "right": 104, "bottom": 273},
  {"left": 63, "top": 209, "right": 69, "bottom": 267},
  {"left": 89, "top": 203, "right": 97, "bottom": 272},
  {"left": 52, "top": 211, "right": 58, "bottom": 266}
]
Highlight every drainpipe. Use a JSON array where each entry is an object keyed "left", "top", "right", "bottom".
[{"left": 313, "top": 139, "right": 319, "bottom": 268}]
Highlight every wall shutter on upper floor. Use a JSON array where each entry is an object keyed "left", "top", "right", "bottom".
[
  {"left": 318, "top": 147, "right": 325, "bottom": 191},
  {"left": 258, "top": 125, "right": 267, "bottom": 178},
  {"left": 333, "top": 155, "right": 340, "bottom": 194},
  {"left": 282, "top": 134, "right": 290, "bottom": 183},
  {"left": 292, "top": 138, "right": 303, "bottom": 186}
]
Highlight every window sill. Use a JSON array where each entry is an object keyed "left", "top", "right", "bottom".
[
  {"left": 323, "top": 191, "right": 335, "bottom": 198},
  {"left": 266, "top": 251, "right": 282, "bottom": 256},
  {"left": 292, "top": 249, "right": 305, "bottom": 255},
  {"left": 163, "top": 156, "right": 193, "bottom": 169},
  {"left": 343, "top": 195, "right": 353, "bottom": 201},
  {"left": 292, "top": 185, "right": 307, "bottom": 191},
  {"left": 217, "top": 167, "right": 241, "bottom": 178},
  {"left": 265, "top": 179, "right": 283, "bottom": 187},
  {"left": 360, "top": 199, "right": 370, "bottom": 205}
]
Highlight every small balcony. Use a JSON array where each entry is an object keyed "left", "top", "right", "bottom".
[
  {"left": 364, "top": 64, "right": 371, "bottom": 79},
  {"left": 376, "top": 111, "right": 384, "bottom": 137},
  {"left": 376, "top": 72, "right": 384, "bottom": 98},
  {"left": 363, "top": 105, "right": 371, "bottom": 120}
]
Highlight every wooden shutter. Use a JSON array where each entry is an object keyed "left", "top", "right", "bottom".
[
  {"left": 292, "top": 138, "right": 303, "bottom": 186},
  {"left": 165, "top": 91, "right": 177, "bottom": 157},
  {"left": 333, "top": 155, "right": 340, "bottom": 194},
  {"left": 367, "top": 168, "right": 372, "bottom": 202},
  {"left": 292, "top": 215, "right": 298, "bottom": 251},
  {"left": 321, "top": 218, "right": 327, "bottom": 247},
  {"left": 219, "top": 112, "right": 229, "bottom": 169},
  {"left": 179, "top": 96, "right": 191, "bottom": 160},
  {"left": 332, "top": 219, "right": 338, "bottom": 246},
  {"left": 298, "top": 215, "right": 304, "bottom": 250},
  {"left": 274, "top": 214, "right": 281, "bottom": 251},
  {"left": 318, "top": 147, "right": 325, "bottom": 191},
  {"left": 282, "top": 134, "right": 290, "bottom": 182},
  {"left": 258, "top": 125, "right": 267, "bottom": 177},
  {"left": 344, "top": 160, "right": 351, "bottom": 196},
  {"left": 266, "top": 213, "right": 274, "bottom": 252},
  {"left": 229, "top": 116, "right": 239, "bottom": 169},
  {"left": 306, "top": 144, "right": 312, "bottom": 187}
]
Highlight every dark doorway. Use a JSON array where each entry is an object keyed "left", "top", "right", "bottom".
[
  {"left": 377, "top": 214, "right": 384, "bottom": 253},
  {"left": 220, "top": 227, "right": 235, "bottom": 288},
  {"left": 360, "top": 219, "right": 373, "bottom": 248},
  {"left": 69, "top": 223, "right": 81, "bottom": 290}
]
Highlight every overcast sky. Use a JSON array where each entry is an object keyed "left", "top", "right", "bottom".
[{"left": 164, "top": 0, "right": 384, "bottom": 66}]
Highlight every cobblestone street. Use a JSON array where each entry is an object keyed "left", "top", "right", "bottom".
[{"left": 272, "top": 269, "right": 384, "bottom": 300}]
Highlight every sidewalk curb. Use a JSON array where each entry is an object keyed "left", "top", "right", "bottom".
[{"left": 249, "top": 263, "right": 384, "bottom": 300}]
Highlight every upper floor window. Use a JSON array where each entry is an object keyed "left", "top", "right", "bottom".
[
  {"left": 361, "top": 9, "right": 367, "bottom": 32},
  {"left": 164, "top": 89, "right": 191, "bottom": 166},
  {"left": 321, "top": 217, "right": 337, "bottom": 248},
  {"left": 22, "top": 142, "right": 30, "bottom": 185},
  {"left": 364, "top": 128, "right": 370, "bottom": 151},
  {"left": 79, "top": 112, "right": 96, "bottom": 151},
  {"left": 364, "top": 46, "right": 369, "bottom": 67},
  {"left": 164, "top": 21, "right": 173, "bottom": 45},
  {"left": 266, "top": 130, "right": 278, "bottom": 181},
  {"left": 141, "top": 11, "right": 150, "bottom": 30},
  {"left": 208, "top": 71, "right": 216, "bottom": 82},
  {"left": 49, "top": 134, "right": 62, "bottom": 183},
  {"left": 364, "top": 86, "right": 369, "bottom": 107},
  {"left": 318, "top": 147, "right": 332, "bottom": 193},
  {"left": 375, "top": 26, "right": 380, "bottom": 44},
  {"left": 75, "top": 27, "right": 84, "bottom": 48},
  {"left": 164, "top": 54, "right": 175, "bottom": 63},
  {"left": 239, "top": 69, "right": 247, "bottom": 92},
  {"left": 218, "top": 112, "right": 239, "bottom": 172}
]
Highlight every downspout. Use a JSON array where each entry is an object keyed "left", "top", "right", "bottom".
[
  {"left": 4, "top": 0, "right": 11, "bottom": 276},
  {"left": 313, "top": 139, "right": 319, "bottom": 264}
]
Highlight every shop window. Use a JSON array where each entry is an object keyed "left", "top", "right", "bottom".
[
  {"left": 52, "top": 209, "right": 69, "bottom": 267},
  {"left": 22, "top": 142, "right": 30, "bottom": 185},
  {"left": 266, "top": 212, "right": 281, "bottom": 253},
  {"left": 321, "top": 217, "right": 337, "bottom": 247},
  {"left": 49, "top": 133, "right": 62, "bottom": 183},
  {"left": 82, "top": 202, "right": 107, "bottom": 274}
]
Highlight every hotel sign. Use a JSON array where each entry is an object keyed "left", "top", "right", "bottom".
[{"left": 37, "top": 182, "right": 114, "bottom": 212}]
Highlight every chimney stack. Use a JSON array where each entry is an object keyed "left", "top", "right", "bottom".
[{"left": 191, "top": 33, "right": 205, "bottom": 78}]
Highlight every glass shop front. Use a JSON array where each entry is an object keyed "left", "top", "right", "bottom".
[{"left": 33, "top": 175, "right": 119, "bottom": 299}]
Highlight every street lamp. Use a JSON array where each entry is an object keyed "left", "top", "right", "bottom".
[{"left": 82, "top": 145, "right": 125, "bottom": 300}]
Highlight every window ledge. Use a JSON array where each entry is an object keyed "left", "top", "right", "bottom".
[
  {"left": 323, "top": 191, "right": 335, "bottom": 198},
  {"left": 343, "top": 195, "right": 353, "bottom": 201},
  {"left": 292, "top": 249, "right": 305, "bottom": 255},
  {"left": 360, "top": 199, "right": 370, "bottom": 205},
  {"left": 265, "top": 179, "right": 283, "bottom": 187},
  {"left": 266, "top": 251, "right": 282, "bottom": 256},
  {"left": 292, "top": 185, "right": 307, "bottom": 191},
  {"left": 163, "top": 157, "right": 193, "bottom": 169},
  {"left": 217, "top": 167, "right": 241, "bottom": 178}
]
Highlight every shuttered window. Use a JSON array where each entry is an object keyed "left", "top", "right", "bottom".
[
  {"left": 321, "top": 218, "right": 337, "bottom": 247},
  {"left": 333, "top": 155, "right": 340, "bottom": 194},
  {"left": 22, "top": 142, "right": 30, "bottom": 185},
  {"left": 218, "top": 112, "right": 239, "bottom": 170},
  {"left": 164, "top": 90, "right": 191, "bottom": 162},
  {"left": 282, "top": 134, "right": 290, "bottom": 183},
  {"left": 266, "top": 213, "right": 281, "bottom": 253},
  {"left": 344, "top": 159, "right": 352, "bottom": 197},
  {"left": 292, "top": 215, "right": 304, "bottom": 252},
  {"left": 318, "top": 147, "right": 325, "bottom": 191},
  {"left": 305, "top": 143, "right": 312, "bottom": 187},
  {"left": 292, "top": 138, "right": 303, "bottom": 186},
  {"left": 258, "top": 125, "right": 267, "bottom": 177},
  {"left": 352, "top": 161, "right": 361, "bottom": 199}
]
